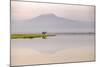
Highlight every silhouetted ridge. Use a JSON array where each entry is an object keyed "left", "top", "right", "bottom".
[
  {"left": 12, "top": 13, "right": 94, "bottom": 33},
  {"left": 39, "top": 13, "right": 57, "bottom": 17}
]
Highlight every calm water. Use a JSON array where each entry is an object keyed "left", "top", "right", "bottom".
[{"left": 11, "top": 34, "right": 95, "bottom": 53}]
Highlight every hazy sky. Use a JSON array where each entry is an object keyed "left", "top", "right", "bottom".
[
  {"left": 11, "top": 1, "right": 94, "bottom": 22},
  {"left": 11, "top": 1, "right": 95, "bottom": 33}
]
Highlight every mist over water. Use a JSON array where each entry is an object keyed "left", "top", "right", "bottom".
[
  {"left": 11, "top": 34, "right": 95, "bottom": 66},
  {"left": 11, "top": 34, "right": 94, "bottom": 53}
]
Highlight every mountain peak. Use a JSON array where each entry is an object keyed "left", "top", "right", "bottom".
[
  {"left": 45, "top": 13, "right": 56, "bottom": 16},
  {"left": 39, "top": 13, "right": 57, "bottom": 17}
]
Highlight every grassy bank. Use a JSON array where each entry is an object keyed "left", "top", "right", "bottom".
[{"left": 11, "top": 34, "right": 48, "bottom": 39}]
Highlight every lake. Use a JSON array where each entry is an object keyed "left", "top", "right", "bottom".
[{"left": 11, "top": 34, "right": 95, "bottom": 66}]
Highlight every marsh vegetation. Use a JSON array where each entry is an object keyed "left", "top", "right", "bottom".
[{"left": 11, "top": 34, "right": 48, "bottom": 39}]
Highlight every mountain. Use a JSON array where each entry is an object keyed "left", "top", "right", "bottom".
[{"left": 11, "top": 13, "right": 94, "bottom": 33}]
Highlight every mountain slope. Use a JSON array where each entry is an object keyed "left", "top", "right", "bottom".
[{"left": 11, "top": 14, "right": 94, "bottom": 33}]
